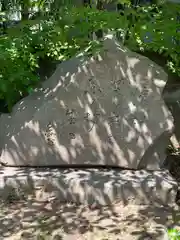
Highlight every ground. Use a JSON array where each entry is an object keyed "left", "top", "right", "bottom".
[{"left": 0, "top": 197, "right": 179, "bottom": 240}]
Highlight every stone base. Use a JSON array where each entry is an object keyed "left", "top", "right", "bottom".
[{"left": 0, "top": 167, "right": 177, "bottom": 207}]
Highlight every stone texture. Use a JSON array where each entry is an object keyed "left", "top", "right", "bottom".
[
  {"left": 0, "top": 36, "right": 174, "bottom": 169},
  {"left": 0, "top": 167, "right": 177, "bottom": 207}
]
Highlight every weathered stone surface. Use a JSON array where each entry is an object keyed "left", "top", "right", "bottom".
[
  {"left": 0, "top": 36, "right": 174, "bottom": 168},
  {"left": 0, "top": 168, "right": 177, "bottom": 207}
]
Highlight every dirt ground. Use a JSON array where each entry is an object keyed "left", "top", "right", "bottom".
[{"left": 0, "top": 197, "right": 179, "bottom": 240}]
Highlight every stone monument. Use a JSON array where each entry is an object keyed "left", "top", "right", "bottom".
[{"left": 0, "top": 35, "right": 174, "bottom": 169}]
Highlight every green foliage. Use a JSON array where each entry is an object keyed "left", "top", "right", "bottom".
[
  {"left": 168, "top": 228, "right": 180, "bottom": 240},
  {"left": 0, "top": 5, "right": 128, "bottom": 111},
  {"left": 0, "top": 34, "right": 39, "bottom": 111},
  {"left": 0, "top": 2, "right": 180, "bottom": 111},
  {"left": 125, "top": 3, "right": 180, "bottom": 75}
]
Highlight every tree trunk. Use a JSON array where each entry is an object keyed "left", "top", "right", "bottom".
[
  {"left": 1, "top": 0, "right": 7, "bottom": 34},
  {"left": 83, "top": 0, "right": 93, "bottom": 39},
  {"left": 83, "top": 0, "right": 91, "bottom": 7},
  {"left": 96, "top": 0, "right": 103, "bottom": 39},
  {"left": 20, "top": 0, "right": 30, "bottom": 21},
  {"left": 96, "top": 0, "right": 103, "bottom": 10}
]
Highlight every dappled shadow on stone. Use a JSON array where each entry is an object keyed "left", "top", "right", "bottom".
[
  {"left": 0, "top": 168, "right": 177, "bottom": 207},
  {"left": 0, "top": 36, "right": 174, "bottom": 171}
]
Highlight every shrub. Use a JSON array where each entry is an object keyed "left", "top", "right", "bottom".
[
  {"left": 125, "top": 3, "right": 180, "bottom": 75},
  {"left": 168, "top": 228, "right": 180, "bottom": 239},
  {"left": 0, "top": 34, "right": 39, "bottom": 111},
  {"left": 0, "top": 3, "right": 179, "bottom": 111}
]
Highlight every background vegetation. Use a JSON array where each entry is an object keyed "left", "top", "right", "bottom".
[{"left": 0, "top": 0, "right": 180, "bottom": 111}]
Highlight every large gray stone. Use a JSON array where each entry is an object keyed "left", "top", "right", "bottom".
[
  {"left": 0, "top": 168, "right": 177, "bottom": 207},
  {"left": 0, "top": 36, "right": 174, "bottom": 169}
]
